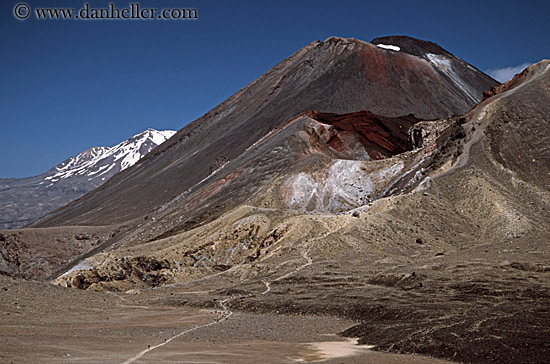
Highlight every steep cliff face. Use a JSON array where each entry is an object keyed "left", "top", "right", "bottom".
[{"left": 32, "top": 36, "right": 497, "bottom": 229}]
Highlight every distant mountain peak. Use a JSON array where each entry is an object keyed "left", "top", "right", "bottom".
[
  {"left": 46, "top": 129, "right": 176, "bottom": 183},
  {"left": 0, "top": 128, "right": 176, "bottom": 229}
]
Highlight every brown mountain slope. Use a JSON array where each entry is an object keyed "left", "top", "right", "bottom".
[
  {"left": 2, "top": 33, "right": 548, "bottom": 364},
  {"left": 51, "top": 60, "right": 549, "bottom": 364},
  {"left": 31, "top": 36, "right": 497, "bottom": 229}
]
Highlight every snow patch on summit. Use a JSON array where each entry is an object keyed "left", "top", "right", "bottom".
[{"left": 376, "top": 44, "right": 400, "bottom": 52}]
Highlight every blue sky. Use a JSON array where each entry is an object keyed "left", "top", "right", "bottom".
[{"left": 1, "top": 0, "right": 549, "bottom": 177}]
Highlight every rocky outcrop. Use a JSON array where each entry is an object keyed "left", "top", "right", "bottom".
[
  {"left": 482, "top": 66, "right": 529, "bottom": 99},
  {"left": 0, "top": 226, "right": 114, "bottom": 280}
]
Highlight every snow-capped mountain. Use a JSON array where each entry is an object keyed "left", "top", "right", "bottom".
[
  {"left": 0, "top": 129, "right": 176, "bottom": 229},
  {"left": 44, "top": 129, "right": 176, "bottom": 185}
]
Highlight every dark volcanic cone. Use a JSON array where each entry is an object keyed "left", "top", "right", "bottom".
[
  {"left": 7, "top": 40, "right": 547, "bottom": 364},
  {"left": 32, "top": 36, "right": 497, "bottom": 230}
]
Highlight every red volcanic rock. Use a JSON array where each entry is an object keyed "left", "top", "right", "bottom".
[{"left": 304, "top": 110, "right": 421, "bottom": 158}]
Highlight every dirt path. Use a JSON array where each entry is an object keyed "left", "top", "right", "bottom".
[
  {"left": 118, "top": 243, "right": 314, "bottom": 363},
  {"left": 120, "top": 303, "right": 233, "bottom": 364},
  {"left": 430, "top": 106, "right": 487, "bottom": 182}
]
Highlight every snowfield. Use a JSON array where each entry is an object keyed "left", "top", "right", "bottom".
[
  {"left": 45, "top": 129, "right": 176, "bottom": 183},
  {"left": 376, "top": 44, "right": 401, "bottom": 52}
]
